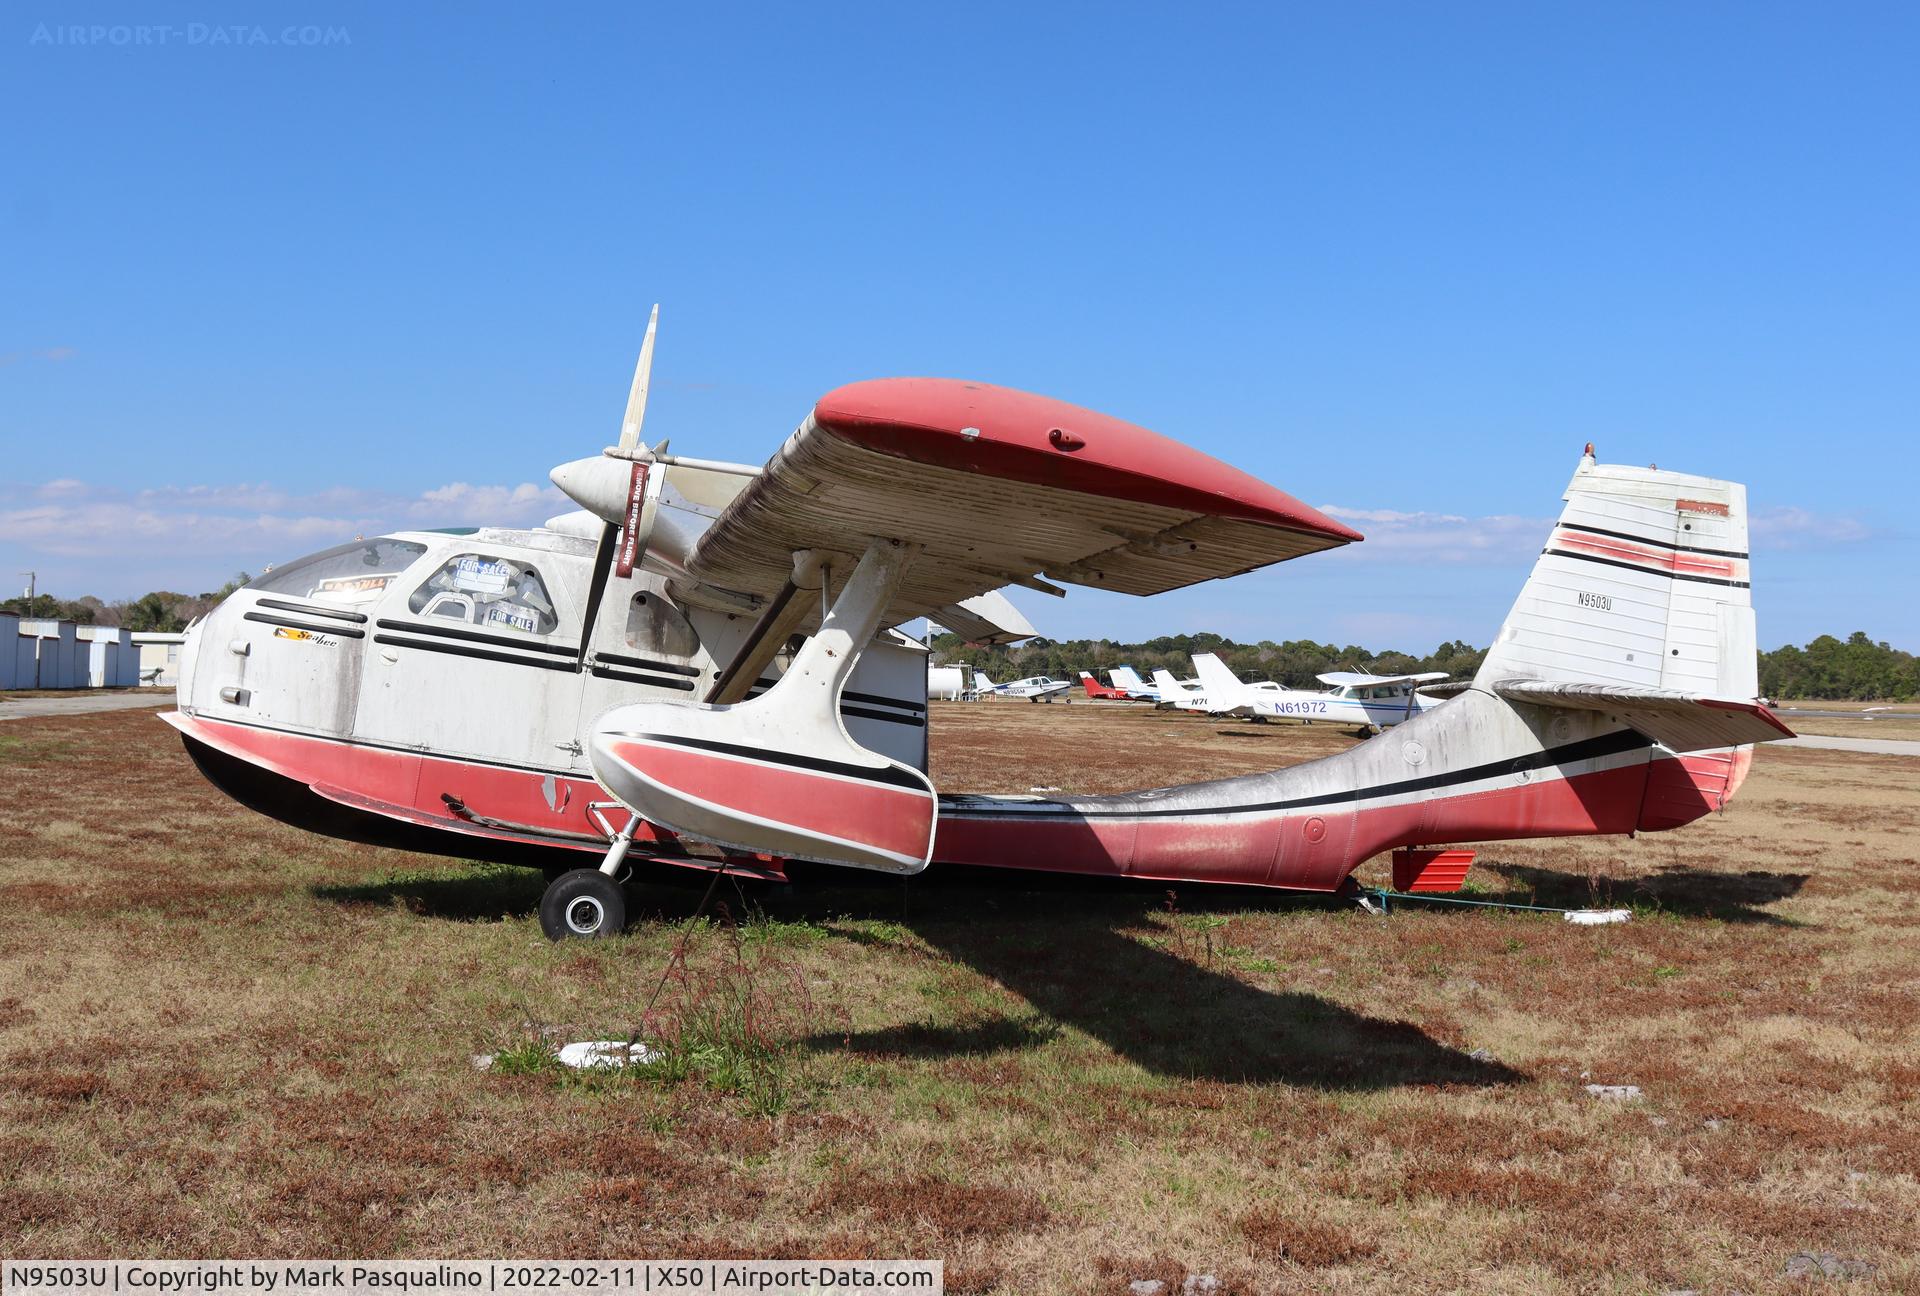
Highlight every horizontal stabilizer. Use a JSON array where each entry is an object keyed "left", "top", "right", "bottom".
[
  {"left": 1491, "top": 679, "right": 1794, "bottom": 752},
  {"left": 1316, "top": 670, "right": 1449, "bottom": 687}
]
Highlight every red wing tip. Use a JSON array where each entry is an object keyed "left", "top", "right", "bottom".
[{"left": 814, "top": 378, "right": 1364, "bottom": 544}]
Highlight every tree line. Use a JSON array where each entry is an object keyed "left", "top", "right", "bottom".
[
  {"left": 933, "top": 632, "right": 1490, "bottom": 691},
  {"left": 5, "top": 581, "right": 1913, "bottom": 700},
  {"left": 936, "top": 630, "right": 1920, "bottom": 701},
  {"left": 2, "top": 574, "right": 251, "bottom": 633}
]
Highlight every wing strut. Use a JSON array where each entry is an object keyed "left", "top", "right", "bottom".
[{"left": 703, "top": 550, "right": 831, "bottom": 705}]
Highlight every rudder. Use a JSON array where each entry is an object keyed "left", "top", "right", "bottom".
[{"left": 1475, "top": 448, "right": 1758, "bottom": 701}]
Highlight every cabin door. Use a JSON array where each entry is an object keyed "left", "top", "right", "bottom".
[{"left": 357, "top": 548, "right": 588, "bottom": 772}]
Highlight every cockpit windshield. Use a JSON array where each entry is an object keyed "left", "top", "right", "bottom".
[
  {"left": 408, "top": 553, "right": 560, "bottom": 636},
  {"left": 251, "top": 538, "right": 429, "bottom": 606}
]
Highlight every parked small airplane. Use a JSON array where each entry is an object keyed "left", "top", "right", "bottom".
[
  {"left": 1150, "top": 668, "right": 1220, "bottom": 712},
  {"left": 1078, "top": 670, "right": 1155, "bottom": 701},
  {"left": 1108, "top": 665, "right": 1162, "bottom": 701},
  {"left": 164, "top": 311, "right": 1791, "bottom": 940},
  {"left": 1191, "top": 653, "right": 1448, "bottom": 729},
  {"left": 995, "top": 675, "right": 1073, "bottom": 702}
]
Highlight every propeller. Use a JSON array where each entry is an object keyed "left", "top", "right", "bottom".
[
  {"left": 619, "top": 304, "right": 660, "bottom": 452},
  {"left": 575, "top": 305, "right": 662, "bottom": 670}
]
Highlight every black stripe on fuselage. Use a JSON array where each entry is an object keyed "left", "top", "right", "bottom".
[
  {"left": 845, "top": 689, "right": 926, "bottom": 713},
  {"left": 255, "top": 598, "right": 370, "bottom": 624},
  {"left": 941, "top": 728, "right": 1657, "bottom": 821},
  {"left": 844, "top": 704, "right": 925, "bottom": 728},
  {"left": 374, "top": 618, "right": 580, "bottom": 657},
  {"left": 372, "top": 633, "right": 576, "bottom": 672},
  {"left": 589, "top": 664, "right": 699, "bottom": 691},
  {"left": 615, "top": 731, "right": 931, "bottom": 792},
  {"left": 742, "top": 680, "right": 927, "bottom": 717},
  {"left": 1556, "top": 521, "right": 1748, "bottom": 560},
  {"left": 244, "top": 611, "right": 367, "bottom": 639},
  {"left": 1541, "top": 547, "right": 1752, "bottom": 588},
  {"left": 594, "top": 650, "right": 701, "bottom": 678}
]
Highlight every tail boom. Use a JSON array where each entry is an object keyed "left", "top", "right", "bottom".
[
  {"left": 934, "top": 454, "right": 1782, "bottom": 891},
  {"left": 934, "top": 690, "right": 1741, "bottom": 890}
]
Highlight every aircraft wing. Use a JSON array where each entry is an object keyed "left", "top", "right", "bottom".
[
  {"left": 680, "top": 379, "right": 1361, "bottom": 627},
  {"left": 1316, "top": 670, "right": 1451, "bottom": 687},
  {"left": 1491, "top": 679, "right": 1794, "bottom": 752},
  {"left": 929, "top": 590, "right": 1036, "bottom": 646}
]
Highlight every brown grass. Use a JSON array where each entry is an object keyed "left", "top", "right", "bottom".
[{"left": 0, "top": 703, "right": 1916, "bottom": 1292}]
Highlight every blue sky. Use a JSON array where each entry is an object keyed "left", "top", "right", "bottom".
[{"left": 2, "top": 3, "right": 1912, "bottom": 652}]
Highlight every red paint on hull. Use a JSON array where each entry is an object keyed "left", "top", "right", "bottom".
[
  {"left": 933, "top": 756, "right": 1723, "bottom": 890},
  {"left": 607, "top": 740, "right": 934, "bottom": 865},
  {"left": 171, "top": 713, "right": 1741, "bottom": 897},
  {"left": 168, "top": 712, "right": 624, "bottom": 853}
]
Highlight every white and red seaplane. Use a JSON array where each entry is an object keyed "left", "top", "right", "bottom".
[{"left": 164, "top": 315, "right": 1793, "bottom": 938}]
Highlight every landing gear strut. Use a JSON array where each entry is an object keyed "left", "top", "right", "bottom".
[{"left": 539, "top": 803, "right": 642, "bottom": 939}]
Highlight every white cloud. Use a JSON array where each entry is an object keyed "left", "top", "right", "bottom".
[
  {"left": 1316, "top": 505, "right": 1555, "bottom": 564},
  {"left": 1749, "top": 505, "right": 1870, "bottom": 550},
  {"left": 0, "top": 346, "right": 77, "bottom": 367},
  {"left": 1312, "top": 502, "right": 1874, "bottom": 562},
  {"left": 0, "top": 477, "right": 566, "bottom": 569}
]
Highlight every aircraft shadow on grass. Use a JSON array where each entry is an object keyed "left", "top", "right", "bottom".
[
  {"left": 1470, "top": 861, "right": 1810, "bottom": 926},
  {"left": 826, "top": 912, "right": 1525, "bottom": 1090},
  {"left": 312, "top": 865, "right": 549, "bottom": 922},
  {"left": 318, "top": 863, "right": 1522, "bottom": 1090},
  {"left": 314, "top": 855, "right": 1808, "bottom": 1086}
]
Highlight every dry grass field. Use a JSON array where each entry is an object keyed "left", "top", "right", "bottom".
[
  {"left": 3, "top": 700, "right": 1918, "bottom": 1292},
  {"left": 1772, "top": 702, "right": 1920, "bottom": 743}
]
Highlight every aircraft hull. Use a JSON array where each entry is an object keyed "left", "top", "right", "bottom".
[{"left": 168, "top": 689, "right": 1747, "bottom": 895}]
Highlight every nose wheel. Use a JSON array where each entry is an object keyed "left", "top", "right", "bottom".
[{"left": 539, "top": 869, "right": 628, "bottom": 940}]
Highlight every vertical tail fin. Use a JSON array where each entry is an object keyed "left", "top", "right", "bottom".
[
  {"left": 1476, "top": 449, "right": 1757, "bottom": 700},
  {"left": 1151, "top": 669, "right": 1184, "bottom": 694},
  {"left": 1191, "top": 652, "right": 1249, "bottom": 705}
]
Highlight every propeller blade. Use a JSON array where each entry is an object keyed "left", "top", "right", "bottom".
[
  {"left": 576, "top": 521, "right": 620, "bottom": 670},
  {"left": 617, "top": 304, "right": 660, "bottom": 452}
]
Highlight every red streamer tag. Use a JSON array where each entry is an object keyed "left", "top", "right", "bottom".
[{"left": 615, "top": 462, "right": 650, "bottom": 577}]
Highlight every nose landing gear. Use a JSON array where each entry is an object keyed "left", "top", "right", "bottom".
[
  {"left": 539, "top": 869, "right": 628, "bottom": 939},
  {"left": 538, "top": 802, "right": 642, "bottom": 939}
]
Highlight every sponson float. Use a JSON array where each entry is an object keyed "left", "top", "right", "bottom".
[{"left": 166, "top": 311, "right": 1792, "bottom": 938}]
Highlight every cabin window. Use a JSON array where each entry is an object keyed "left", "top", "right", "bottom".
[
  {"left": 408, "top": 553, "right": 560, "bottom": 635},
  {"left": 624, "top": 591, "right": 700, "bottom": 659},
  {"left": 252, "top": 538, "right": 428, "bottom": 606}
]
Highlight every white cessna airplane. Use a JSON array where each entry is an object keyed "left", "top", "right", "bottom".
[
  {"left": 1149, "top": 668, "right": 1208, "bottom": 710},
  {"left": 1192, "top": 652, "right": 1447, "bottom": 729},
  {"left": 994, "top": 674, "right": 1074, "bottom": 702},
  {"left": 1107, "top": 665, "right": 1162, "bottom": 701},
  {"left": 163, "top": 311, "right": 1791, "bottom": 940}
]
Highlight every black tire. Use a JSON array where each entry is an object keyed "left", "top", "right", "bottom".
[{"left": 539, "top": 869, "right": 627, "bottom": 940}]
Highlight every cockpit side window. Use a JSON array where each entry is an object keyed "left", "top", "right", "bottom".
[
  {"left": 251, "top": 538, "right": 428, "bottom": 607},
  {"left": 407, "top": 553, "right": 560, "bottom": 635},
  {"left": 624, "top": 591, "right": 701, "bottom": 659}
]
